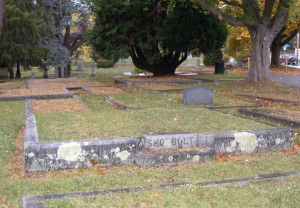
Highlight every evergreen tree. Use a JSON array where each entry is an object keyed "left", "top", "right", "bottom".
[
  {"left": 0, "top": 0, "right": 51, "bottom": 78},
  {"left": 90, "top": 0, "right": 227, "bottom": 76}
]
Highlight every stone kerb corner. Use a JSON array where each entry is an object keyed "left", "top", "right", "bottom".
[{"left": 24, "top": 99, "right": 294, "bottom": 172}]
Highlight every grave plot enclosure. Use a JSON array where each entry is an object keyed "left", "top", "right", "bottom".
[{"left": 24, "top": 98, "right": 294, "bottom": 172}]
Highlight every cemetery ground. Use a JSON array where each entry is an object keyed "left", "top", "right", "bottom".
[{"left": 0, "top": 62, "right": 300, "bottom": 207}]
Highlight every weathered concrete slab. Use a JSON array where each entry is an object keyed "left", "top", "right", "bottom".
[
  {"left": 213, "top": 129, "right": 294, "bottom": 153},
  {"left": 135, "top": 148, "right": 215, "bottom": 167},
  {"left": 25, "top": 138, "right": 142, "bottom": 172},
  {"left": 183, "top": 86, "right": 213, "bottom": 105}
]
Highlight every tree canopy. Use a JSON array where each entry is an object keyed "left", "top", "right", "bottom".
[
  {"left": 197, "top": 0, "right": 297, "bottom": 82},
  {"left": 90, "top": 0, "right": 227, "bottom": 76},
  {"left": 0, "top": 0, "right": 51, "bottom": 78}
]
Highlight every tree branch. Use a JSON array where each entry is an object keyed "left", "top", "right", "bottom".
[
  {"left": 270, "top": 0, "right": 292, "bottom": 38},
  {"left": 262, "top": 0, "right": 276, "bottom": 21},
  {"left": 197, "top": 0, "right": 245, "bottom": 26}
]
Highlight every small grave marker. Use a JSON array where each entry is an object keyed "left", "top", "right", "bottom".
[
  {"left": 90, "top": 62, "right": 96, "bottom": 77},
  {"left": 31, "top": 72, "right": 35, "bottom": 79},
  {"left": 123, "top": 72, "right": 132, "bottom": 76},
  {"left": 183, "top": 86, "right": 213, "bottom": 105}
]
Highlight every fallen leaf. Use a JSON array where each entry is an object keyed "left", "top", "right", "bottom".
[{"left": 1, "top": 197, "right": 6, "bottom": 204}]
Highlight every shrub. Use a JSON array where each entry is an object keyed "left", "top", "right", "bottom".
[{"left": 96, "top": 60, "right": 116, "bottom": 68}]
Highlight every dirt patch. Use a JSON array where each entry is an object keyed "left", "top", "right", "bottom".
[
  {"left": 247, "top": 107, "right": 300, "bottom": 123},
  {"left": 140, "top": 84, "right": 182, "bottom": 91},
  {"left": 5, "top": 126, "right": 26, "bottom": 179},
  {"left": 32, "top": 99, "right": 90, "bottom": 113},
  {"left": 88, "top": 86, "right": 127, "bottom": 95},
  {"left": 0, "top": 88, "right": 68, "bottom": 97},
  {"left": 27, "top": 77, "right": 79, "bottom": 84},
  {"left": 27, "top": 81, "right": 108, "bottom": 89}
]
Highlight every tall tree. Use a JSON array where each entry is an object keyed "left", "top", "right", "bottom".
[
  {"left": 90, "top": 0, "right": 227, "bottom": 76},
  {"left": 0, "top": 0, "right": 50, "bottom": 78},
  {"left": 0, "top": 0, "right": 4, "bottom": 35},
  {"left": 270, "top": 2, "right": 300, "bottom": 66},
  {"left": 197, "top": 0, "right": 296, "bottom": 82}
]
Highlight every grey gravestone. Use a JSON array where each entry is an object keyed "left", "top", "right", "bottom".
[
  {"left": 55, "top": 63, "right": 68, "bottom": 78},
  {"left": 31, "top": 72, "right": 35, "bottom": 79},
  {"left": 183, "top": 86, "right": 213, "bottom": 105},
  {"left": 196, "top": 58, "right": 201, "bottom": 66},
  {"left": 90, "top": 62, "right": 96, "bottom": 77}
]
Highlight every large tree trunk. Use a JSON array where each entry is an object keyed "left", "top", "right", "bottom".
[
  {"left": 131, "top": 46, "right": 187, "bottom": 76},
  {"left": 248, "top": 27, "right": 272, "bottom": 82},
  {"left": 15, "top": 62, "right": 21, "bottom": 78},
  {"left": 0, "top": 0, "right": 4, "bottom": 35},
  {"left": 270, "top": 44, "right": 281, "bottom": 66}
]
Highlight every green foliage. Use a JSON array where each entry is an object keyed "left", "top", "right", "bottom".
[
  {"left": 0, "top": 0, "right": 51, "bottom": 70},
  {"left": 203, "top": 49, "right": 223, "bottom": 66},
  {"left": 89, "top": 0, "right": 227, "bottom": 75},
  {"left": 96, "top": 60, "right": 116, "bottom": 68}
]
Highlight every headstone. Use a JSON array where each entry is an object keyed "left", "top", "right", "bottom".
[
  {"left": 76, "top": 62, "right": 83, "bottom": 71},
  {"left": 90, "top": 62, "right": 96, "bottom": 77},
  {"left": 31, "top": 72, "right": 35, "bottom": 79},
  {"left": 197, "top": 58, "right": 201, "bottom": 66},
  {"left": 183, "top": 86, "right": 213, "bottom": 105},
  {"left": 55, "top": 63, "right": 68, "bottom": 78},
  {"left": 123, "top": 72, "right": 132, "bottom": 76}
]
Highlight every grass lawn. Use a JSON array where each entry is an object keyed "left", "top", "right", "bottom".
[
  {"left": 35, "top": 95, "right": 272, "bottom": 141},
  {"left": 45, "top": 175, "right": 300, "bottom": 208},
  {"left": 0, "top": 66, "right": 299, "bottom": 207}
]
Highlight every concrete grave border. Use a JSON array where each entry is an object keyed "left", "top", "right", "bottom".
[
  {"left": 239, "top": 108, "right": 300, "bottom": 127},
  {"left": 236, "top": 93, "right": 300, "bottom": 104},
  {"left": 24, "top": 99, "right": 294, "bottom": 172},
  {"left": 0, "top": 88, "right": 74, "bottom": 101},
  {"left": 114, "top": 77, "right": 202, "bottom": 87},
  {"left": 193, "top": 78, "right": 245, "bottom": 83},
  {"left": 23, "top": 169, "right": 300, "bottom": 208}
]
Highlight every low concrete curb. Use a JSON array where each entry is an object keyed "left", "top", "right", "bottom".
[
  {"left": 24, "top": 99, "right": 294, "bottom": 172},
  {"left": 193, "top": 78, "right": 245, "bottom": 83},
  {"left": 236, "top": 93, "right": 300, "bottom": 104},
  {"left": 0, "top": 88, "right": 74, "bottom": 101},
  {"left": 238, "top": 108, "right": 300, "bottom": 127},
  {"left": 114, "top": 77, "right": 202, "bottom": 87},
  {"left": 103, "top": 95, "right": 131, "bottom": 110},
  {"left": 22, "top": 169, "right": 300, "bottom": 208}
]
